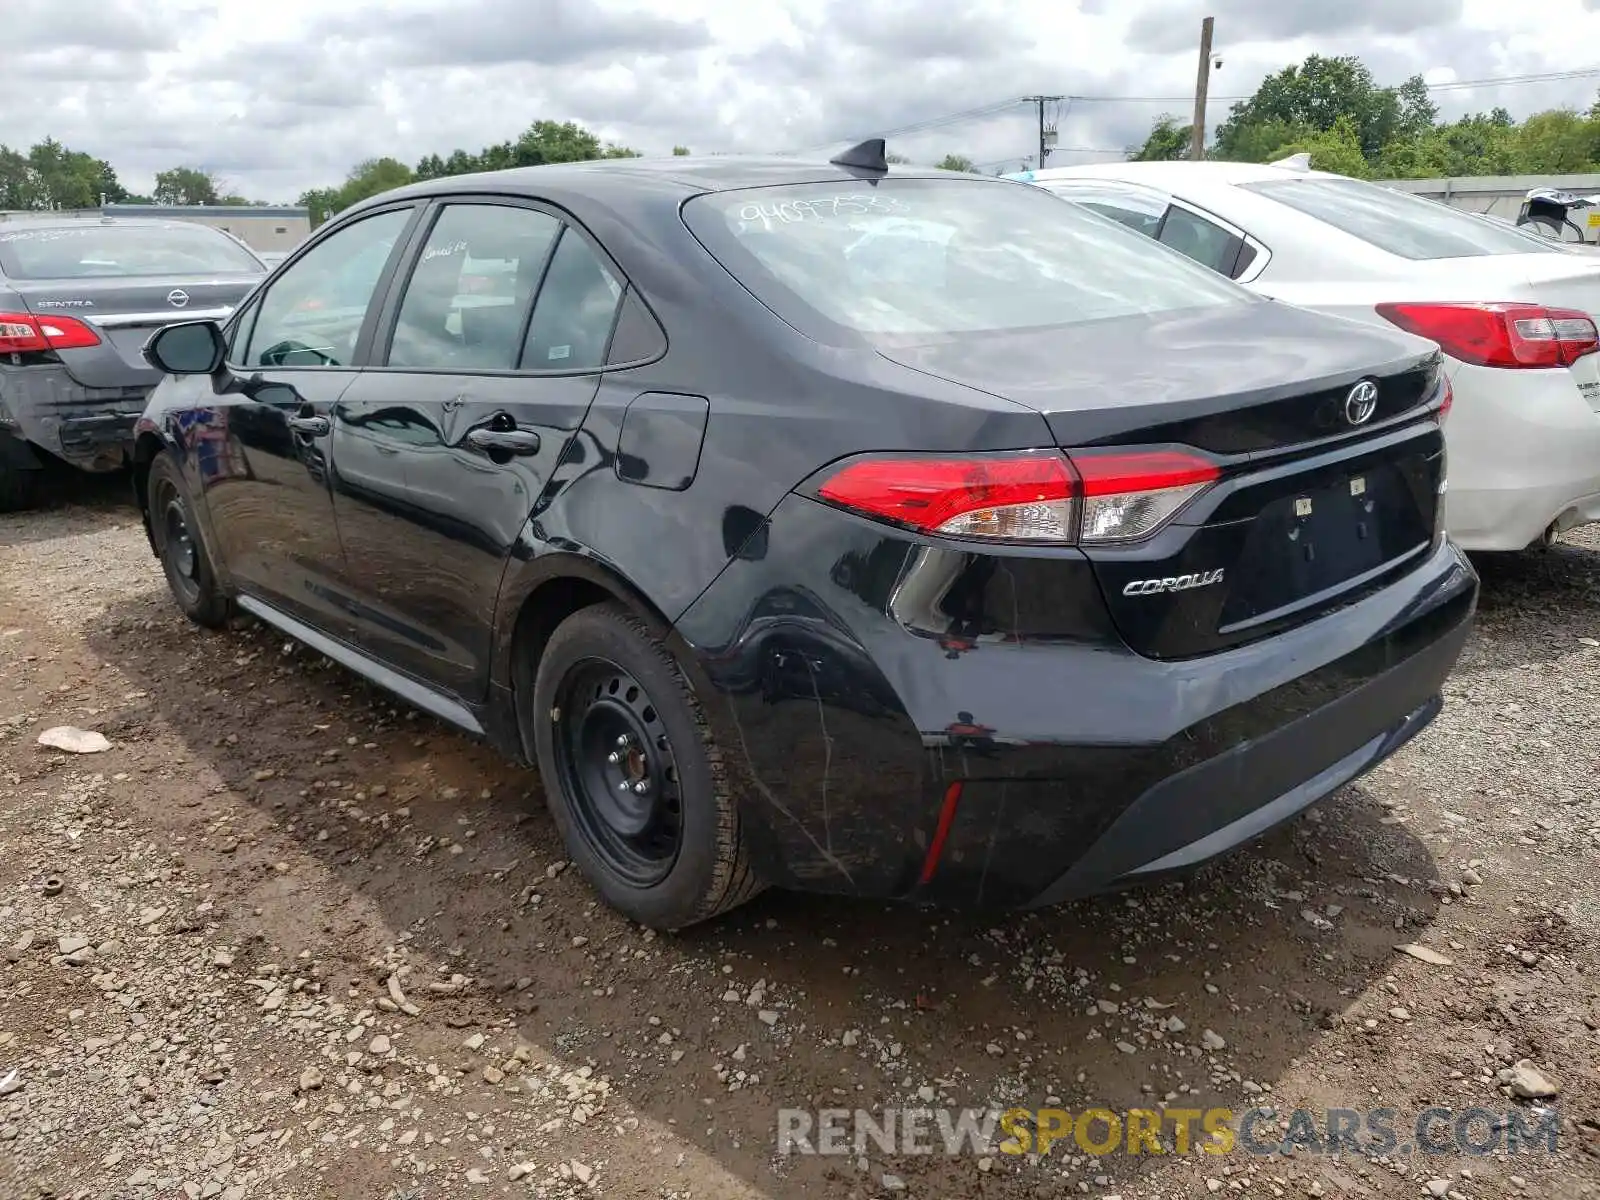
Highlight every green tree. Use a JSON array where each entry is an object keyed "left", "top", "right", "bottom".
[
  {"left": 1128, "top": 115, "right": 1193, "bottom": 161},
  {"left": 1378, "top": 110, "right": 1522, "bottom": 179},
  {"left": 0, "top": 145, "right": 41, "bottom": 208},
  {"left": 1393, "top": 76, "right": 1440, "bottom": 140},
  {"left": 497, "top": 119, "right": 638, "bottom": 167},
  {"left": 1214, "top": 55, "right": 1431, "bottom": 164},
  {"left": 672, "top": 145, "right": 691, "bottom": 156},
  {"left": 298, "top": 156, "right": 415, "bottom": 225},
  {"left": 297, "top": 186, "right": 342, "bottom": 227},
  {"left": 1260, "top": 114, "right": 1371, "bottom": 177},
  {"left": 407, "top": 120, "right": 640, "bottom": 191},
  {"left": 1515, "top": 109, "right": 1600, "bottom": 173},
  {"left": 2, "top": 138, "right": 127, "bottom": 208},
  {"left": 934, "top": 153, "right": 976, "bottom": 172},
  {"left": 153, "top": 166, "right": 222, "bottom": 206}
]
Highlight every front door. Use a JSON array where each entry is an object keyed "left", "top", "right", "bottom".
[
  {"left": 200, "top": 205, "right": 420, "bottom": 635},
  {"left": 329, "top": 200, "right": 624, "bottom": 697}
]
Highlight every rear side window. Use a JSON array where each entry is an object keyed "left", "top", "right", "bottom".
[
  {"left": 1044, "top": 183, "right": 1255, "bottom": 280},
  {"left": 684, "top": 178, "right": 1249, "bottom": 342},
  {"left": 1157, "top": 207, "right": 1243, "bottom": 276},
  {"left": 386, "top": 203, "right": 561, "bottom": 371},
  {"left": 521, "top": 231, "right": 623, "bottom": 371},
  {"left": 0, "top": 224, "right": 263, "bottom": 278},
  {"left": 1243, "top": 177, "right": 1552, "bottom": 260}
]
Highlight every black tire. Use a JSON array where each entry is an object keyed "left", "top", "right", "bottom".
[
  {"left": 0, "top": 463, "right": 41, "bottom": 513},
  {"left": 531, "top": 602, "right": 764, "bottom": 929},
  {"left": 148, "top": 452, "right": 233, "bottom": 629}
]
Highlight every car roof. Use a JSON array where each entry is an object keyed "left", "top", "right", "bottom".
[
  {"left": 1027, "top": 160, "right": 1344, "bottom": 192},
  {"left": 372, "top": 154, "right": 974, "bottom": 208},
  {"left": 0, "top": 215, "right": 226, "bottom": 232}
]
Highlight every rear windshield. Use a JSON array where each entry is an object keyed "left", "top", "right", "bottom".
[
  {"left": 683, "top": 178, "right": 1250, "bottom": 341},
  {"left": 0, "top": 223, "right": 263, "bottom": 279},
  {"left": 1241, "top": 177, "right": 1550, "bottom": 260}
]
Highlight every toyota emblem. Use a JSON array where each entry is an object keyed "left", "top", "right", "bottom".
[
  {"left": 1343, "top": 379, "right": 1379, "bottom": 426},
  {"left": 166, "top": 289, "right": 190, "bottom": 309}
]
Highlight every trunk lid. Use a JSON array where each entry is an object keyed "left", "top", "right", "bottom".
[
  {"left": 874, "top": 301, "right": 1446, "bottom": 658},
  {"left": 14, "top": 273, "right": 259, "bottom": 388}
]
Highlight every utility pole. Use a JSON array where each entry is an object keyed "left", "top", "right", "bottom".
[
  {"left": 1021, "top": 95, "right": 1064, "bottom": 168},
  {"left": 1190, "top": 16, "right": 1214, "bottom": 161}
]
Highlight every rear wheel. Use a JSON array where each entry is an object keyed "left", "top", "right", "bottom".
[
  {"left": 0, "top": 464, "right": 40, "bottom": 513},
  {"left": 148, "top": 452, "right": 233, "bottom": 628},
  {"left": 530, "top": 602, "right": 763, "bottom": 929}
]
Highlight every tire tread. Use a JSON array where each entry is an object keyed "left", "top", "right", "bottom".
[
  {"left": 0, "top": 465, "right": 41, "bottom": 514},
  {"left": 149, "top": 452, "right": 234, "bottom": 629},
  {"left": 537, "top": 602, "right": 765, "bottom": 928}
]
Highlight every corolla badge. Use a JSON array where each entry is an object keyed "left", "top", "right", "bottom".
[
  {"left": 1344, "top": 379, "right": 1379, "bottom": 426},
  {"left": 1123, "top": 569, "right": 1225, "bottom": 596}
]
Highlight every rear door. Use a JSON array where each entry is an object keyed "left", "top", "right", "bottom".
[
  {"left": 329, "top": 198, "right": 623, "bottom": 697},
  {"left": 0, "top": 223, "right": 264, "bottom": 390},
  {"left": 200, "top": 204, "right": 422, "bottom": 635}
]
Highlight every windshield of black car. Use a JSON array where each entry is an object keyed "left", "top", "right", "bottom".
[
  {"left": 683, "top": 178, "right": 1252, "bottom": 340},
  {"left": 1240, "top": 177, "right": 1553, "bottom": 260},
  {"left": 0, "top": 224, "right": 263, "bottom": 278}
]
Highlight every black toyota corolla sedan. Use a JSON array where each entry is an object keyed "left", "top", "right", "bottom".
[{"left": 130, "top": 143, "right": 1477, "bottom": 929}]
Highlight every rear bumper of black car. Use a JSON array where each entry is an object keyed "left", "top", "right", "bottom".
[
  {"left": 673, "top": 494, "right": 1477, "bottom": 908},
  {"left": 0, "top": 364, "right": 147, "bottom": 471}
]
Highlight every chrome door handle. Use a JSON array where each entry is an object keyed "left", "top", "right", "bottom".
[
  {"left": 287, "top": 415, "right": 329, "bottom": 437},
  {"left": 466, "top": 428, "right": 541, "bottom": 455}
]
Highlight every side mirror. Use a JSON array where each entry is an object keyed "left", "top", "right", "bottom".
[{"left": 144, "top": 320, "right": 227, "bottom": 376}]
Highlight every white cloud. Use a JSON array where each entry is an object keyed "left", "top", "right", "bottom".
[{"left": 5, "top": 0, "right": 1600, "bottom": 202}]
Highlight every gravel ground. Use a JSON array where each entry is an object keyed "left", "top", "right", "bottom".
[{"left": 0, "top": 477, "right": 1597, "bottom": 1200}]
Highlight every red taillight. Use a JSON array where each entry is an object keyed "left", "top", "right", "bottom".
[
  {"left": 1072, "top": 448, "right": 1222, "bottom": 543},
  {"left": 1438, "top": 376, "right": 1453, "bottom": 423},
  {"left": 813, "top": 447, "right": 1220, "bottom": 544},
  {"left": 0, "top": 311, "right": 101, "bottom": 354},
  {"left": 816, "top": 452, "right": 1078, "bottom": 541},
  {"left": 1376, "top": 302, "right": 1599, "bottom": 369}
]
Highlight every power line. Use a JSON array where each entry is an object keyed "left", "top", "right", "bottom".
[
  {"left": 784, "top": 65, "right": 1600, "bottom": 157},
  {"left": 788, "top": 98, "right": 1028, "bottom": 154},
  {"left": 1021, "top": 94, "right": 1065, "bottom": 166}
]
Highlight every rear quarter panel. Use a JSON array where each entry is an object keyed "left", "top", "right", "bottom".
[{"left": 492, "top": 199, "right": 1054, "bottom": 688}]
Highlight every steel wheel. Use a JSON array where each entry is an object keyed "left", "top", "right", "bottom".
[
  {"left": 155, "top": 477, "right": 202, "bottom": 609},
  {"left": 553, "top": 657, "right": 684, "bottom": 887}
]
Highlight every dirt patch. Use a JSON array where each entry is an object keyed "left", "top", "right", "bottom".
[{"left": 0, "top": 486, "right": 1596, "bottom": 1199}]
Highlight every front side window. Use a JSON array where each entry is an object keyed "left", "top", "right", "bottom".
[
  {"left": 0, "top": 223, "right": 263, "bottom": 279},
  {"left": 241, "top": 208, "right": 412, "bottom": 368},
  {"left": 386, "top": 204, "right": 561, "bottom": 371},
  {"left": 1242, "top": 177, "right": 1555, "bottom": 261},
  {"left": 684, "top": 178, "right": 1250, "bottom": 342}
]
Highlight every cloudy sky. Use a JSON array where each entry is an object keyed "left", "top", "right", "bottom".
[{"left": 9, "top": 0, "right": 1600, "bottom": 204}]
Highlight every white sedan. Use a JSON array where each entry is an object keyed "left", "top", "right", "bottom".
[{"left": 1016, "top": 159, "right": 1600, "bottom": 551}]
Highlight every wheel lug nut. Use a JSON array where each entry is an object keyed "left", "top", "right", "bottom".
[
  {"left": 633, "top": 780, "right": 650, "bottom": 795},
  {"left": 607, "top": 751, "right": 621, "bottom": 764},
  {"left": 618, "top": 779, "right": 633, "bottom": 791},
  {"left": 615, "top": 734, "right": 630, "bottom": 748}
]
